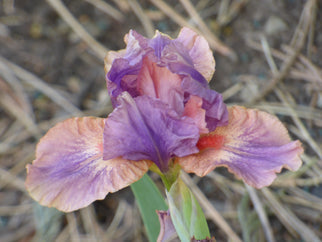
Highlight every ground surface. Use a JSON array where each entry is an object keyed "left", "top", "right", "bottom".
[{"left": 0, "top": 0, "right": 321, "bottom": 241}]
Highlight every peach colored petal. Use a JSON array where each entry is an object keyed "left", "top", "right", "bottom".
[
  {"left": 176, "top": 27, "right": 215, "bottom": 82},
  {"left": 26, "top": 117, "right": 151, "bottom": 212},
  {"left": 137, "top": 57, "right": 184, "bottom": 112},
  {"left": 178, "top": 106, "right": 303, "bottom": 188},
  {"left": 183, "top": 95, "right": 208, "bottom": 134}
]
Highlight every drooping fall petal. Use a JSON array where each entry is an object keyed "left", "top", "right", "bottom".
[
  {"left": 103, "top": 92, "right": 199, "bottom": 172},
  {"left": 26, "top": 117, "right": 150, "bottom": 212},
  {"left": 178, "top": 106, "right": 303, "bottom": 188}
]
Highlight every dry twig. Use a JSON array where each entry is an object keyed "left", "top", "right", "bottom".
[
  {"left": 84, "top": 0, "right": 125, "bottom": 22},
  {"left": 128, "top": 0, "right": 155, "bottom": 38},
  {"left": 247, "top": 0, "right": 316, "bottom": 104},
  {"left": 46, "top": 0, "right": 109, "bottom": 59},
  {"left": 0, "top": 56, "right": 82, "bottom": 116},
  {"left": 245, "top": 184, "right": 275, "bottom": 242},
  {"left": 149, "top": 0, "right": 235, "bottom": 59},
  {"left": 262, "top": 188, "right": 320, "bottom": 242}
]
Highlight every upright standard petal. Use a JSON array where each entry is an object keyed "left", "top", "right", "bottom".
[
  {"left": 148, "top": 30, "right": 172, "bottom": 59},
  {"left": 181, "top": 77, "right": 228, "bottom": 131},
  {"left": 137, "top": 56, "right": 184, "bottom": 113},
  {"left": 176, "top": 27, "right": 215, "bottom": 82},
  {"left": 103, "top": 92, "right": 199, "bottom": 172},
  {"left": 178, "top": 106, "right": 303, "bottom": 188},
  {"left": 26, "top": 117, "right": 150, "bottom": 212},
  {"left": 104, "top": 28, "right": 228, "bottom": 132},
  {"left": 105, "top": 30, "right": 151, "bottom": 104},
  {"left": 183, "top": 95, "right": 208, "bottom": 134}
]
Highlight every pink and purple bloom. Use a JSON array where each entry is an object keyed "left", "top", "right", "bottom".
[{"left": 25, "top": 28, "right": 303, "bottom": 212}]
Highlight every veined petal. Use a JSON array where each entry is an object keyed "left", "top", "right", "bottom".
[
  {"left": 103, "top": 92, "right": 199, "bottom": 172},
  {"left": 176, "top": 27, "right": 215, "bottom": 82},
  {"left": 26, "top": 117, "right": 150, "bottom": 212},
  {"left": 178, "top": 106, "right": 303, "bottom": 188}
]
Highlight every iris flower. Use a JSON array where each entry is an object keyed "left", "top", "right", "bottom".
[{"left": 26, "top": 28, "right": 303, "bottom": 212}]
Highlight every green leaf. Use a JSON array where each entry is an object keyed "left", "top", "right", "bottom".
[
  {"left": 131, "top": 174, "right": 168, "bottom": 242},
  {"left": 167, "top": 178, "right": 210, "bottom": 241}
]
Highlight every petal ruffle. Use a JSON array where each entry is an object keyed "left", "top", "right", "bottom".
[
  {"left": 104, "top": 28, "right": 228, "bottom": 131},
  {"left": 103, "top": 92, "right": 199, "bottom": 172},
  {"left": 176, "top": 27, "right": 215, "bottom": 82},
  {"left": 181, "top": 77, "right": 228, "bottom": 131},
  {"left": 137, "top": 56, "right": 184, "bottom": 113},
  {"left": 105, "top": 28, "right": 214, "bottom": 102},
  {"left": 148, "top": 31, "right": 172, "bottom": 59},
  {"left": 160, "top": 42, "right": 208, "bottom": 87},
  {"left": 183, "top": 95, "right": 208, "bottom": 134},
  {"left": 105, "top": 30, "right": 150, "bottom": 104},
  {"left": 26, "top": 117, "right": 150, "bottom": 212},
  {"left": 178, "top": 106, "right": 303, "bottom": 188}
]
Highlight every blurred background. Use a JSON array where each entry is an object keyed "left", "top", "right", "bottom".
[{"left": 0, "top": 0, "right": 321, "bottom": 241}]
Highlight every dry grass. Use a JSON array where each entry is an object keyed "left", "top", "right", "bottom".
[{"left": 0, "top": 0, "right": 321, "bottom": 241}]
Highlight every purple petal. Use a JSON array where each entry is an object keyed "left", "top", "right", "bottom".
[
  {"left": 157, "top": 210, "right": 179, "bottom": 242},
  {"left": 105, "top": 28, "right": 211, "bottom": 101},
  {"left": 160, "top": 42, "right": 209, "bottom": 87},
  {"left": 175, "top": 27, "right": 216, "bottom": 82},
  {"left": 179, "top": 106, "right": 303, "bottom": 188},
  {"left": 136, "top": 56, "right": 185, "bottom": 114},
  {"left": 181, "top": 77, "right": 228, "bottom": 131},
  {"left": 105, "top": 28, "right": 228, "bottom": 131},
  {"left": 106, "top": 30, "right": 151, "bottom": 104},
  {"left": 107, "top": 58, "right": 141, "bottom": 104},
  {"left": 149, "top": 31, "right": 171, "bottom": 59},
  {"left": 123, "top": 30, "right": 150, "bottom": 63},
  {"left": 26, "top": 117, "right": 150, "bottom": 212},
  {"left": 103, "top": 92, "right": 199, "bottom": 172}
]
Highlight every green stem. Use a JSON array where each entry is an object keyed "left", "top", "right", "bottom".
[{"left": 149, "top": 162, "right": 181, "bottom": 191}]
